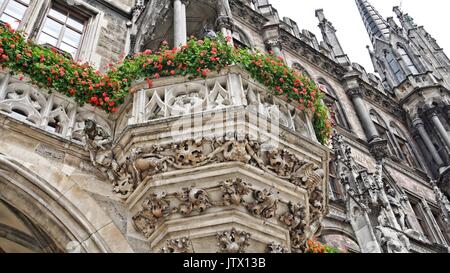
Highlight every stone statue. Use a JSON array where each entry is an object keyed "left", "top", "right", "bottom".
[
  {"left": 385, "top": 185, "right": 408, "bottom": 231},
  {"left": 375, "top": 213, "right": 410, "bottom": 253},
  {"left": 432, "top": 181, "right": 450, "bottom": 230},
  {"left": 82, "top": 119, "right": 118, "bottom": 182}
]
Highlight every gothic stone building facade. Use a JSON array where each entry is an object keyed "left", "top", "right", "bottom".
[{"left": 0, "top": 0, "right": 449, "bottom": 253}]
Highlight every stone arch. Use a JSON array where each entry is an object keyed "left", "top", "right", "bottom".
[
  {"left": 0, "top": 153, "right": 130, "bottom": 253},
  {"left": 317, "top": 78, "right": 351, "bottom": 130}
]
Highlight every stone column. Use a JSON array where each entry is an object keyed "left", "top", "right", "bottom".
[
  {"left": 216, "top": 16, "right": 234, "bottom": 45},
  {"left": 173, "top": 0, "right": 187, "bottom": 47},
  {"left": 346, "top": 88, "right": 379, "bottom": 142},
  {"left": 430, "top": 110, "right": 450, "bottom": 150},
  {"left": 412, "top": 117, "right": 444, "bottom": 166}
]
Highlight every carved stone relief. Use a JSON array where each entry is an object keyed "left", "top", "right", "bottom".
[
  {"left": 108, "top": 133, "right": 324, "bottom": 199},
  {"left": 160, "top": 237, "right": 193, "bottom": 253},
  {"left": 266, "top": 242, "right": 289, "bottom": 253},
  {"left": 217, "top": 228, "right": 251, "bottom": 253}
]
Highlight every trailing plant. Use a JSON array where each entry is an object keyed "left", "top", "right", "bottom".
[{"left": 0, "top": 23, "right": 332, "bottom": 144}]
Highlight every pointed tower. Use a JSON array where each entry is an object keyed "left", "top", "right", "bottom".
[
  {"left": 393, "top": 6, "right": 450, "bottom": 88},
  {"left": 316, "top": 9, "right": 350, "bottom": 66},
  {"left": 356, "top": 0, "right": 450, "bottom": 197},
  {"left": 355, "top": 0, "right": 390, "bottom": 44}
]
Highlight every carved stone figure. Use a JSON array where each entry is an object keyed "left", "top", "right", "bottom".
[
  {"left": 82, "top": 119, "right": 118, "bottom": 182},
  {"left": 375, "top": 213, "right": 410, "bottom": 253},
  {"left": 133, "top": 192, "right": 172, "bottom": 238},
  {"left": 175, "top": 187, "right": 212, "bottom": 216},
  {"left": 279, "top": 202, "right": 309, "bottom": 251},
  {"left": 109, "top": 135, "right": 325, "bottom": 201},
  {"left": 222, "top": 137, "right": 252, "bottom": 163},
  {"left": 246, "top": 188, "right": 278, "bottom": 219},
  {"left": 385, "top": 185, "right": 408, "bottom": 231},
  {"left": 220, "top": 178, "right": 252, "bottom": 206},
  {"left": 128, "top": 147, "right": 164, "bottom": 184},
  {"left": 266, "top": 242, "right": 289, "bottom": 253},
  {"left": 113, "top": 171, "right": 134, "bottom": 199},
  {"left": 267, "top": 149, "right": 296, "bottom": 176},
  {"left": 292, "top": 163, "right": 324, "bottom": 192},
  {"left": 160, "top": 237, "right": 192, "bottom": 253},
  {"left": 217, "top": 228, "right": 251, "bottom": 253},
  {"left": 309, "top": 186, "right": 325, "bottom": 225},
  {"left": 279, "top": 202, "right": 307, "bottom": 230},
  {"left": 432, "top": 181, "right": 450, "bottom": 230}
]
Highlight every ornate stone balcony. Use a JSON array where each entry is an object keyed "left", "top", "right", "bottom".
[
  {"left": 0, "top": 69, "right": 113, "bottom": 145},
  {"left": 0, "top": 66, "right": 330, "bottom": 253}
]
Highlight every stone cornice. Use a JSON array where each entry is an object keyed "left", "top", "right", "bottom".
[
  {"left": 279, "top": 29, "right": 347, "bottom": 80},
  {"left": 359, "top": 82, "right": 405, "bottom": 120},
  {"left": 94, "top": 0, "right": 132, "bottom": 18},
  {"left": 230, "top": 0, "right": 268, "bottom": 32}
]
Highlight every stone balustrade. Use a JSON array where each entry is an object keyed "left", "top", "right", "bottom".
[
  {"left": 0, "top": 70, "right": 114, "bottom": 145},
  {"left": 116, "top": 65, "right": 317, "bottom": 141}
]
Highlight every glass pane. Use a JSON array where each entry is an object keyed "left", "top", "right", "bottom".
[
  {"left": 48, "top": 8, "right": 67, "bottom": 22},
  {"left": 0, "top": 13, "right": 20, "bottom": 29},
  {"left": 38, "top": 32, "right": 57, "bottom": 46},
  {"left": 60, "top": 42, "right": 77, "bottom": 57},
  {"left": 41, "top": 18, "right": 62, "bottom": 38},
  {"left": 67, "top": 16, "right": 84, "bottom": 32},
  {"left": 3, "top": 0, "right": 27, "bottom": 20},
  {"left": 0, "top": 0, "right": 4, "bottom": 7},
  {"left": 62, "top": 27, "right": 81, "bottom": 47}
]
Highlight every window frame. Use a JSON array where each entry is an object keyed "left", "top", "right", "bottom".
[
  {"left": 397, "top": 45, "right": 419, "bottom": 75},
  {"left": 23, "top": 0, "right": 103, "bottom": 65},
  {"left": 369, "top": 111, "right": 397, "bottom": 158},
  {"left": 384, "top": 50, "right": 405, "bottom": 83},
  {"left": 0, "top": 0, "right": 31, "bottom": 29},
  {"left": 35, "top": 1, "right": 88, "bottom": 59},
  {"left": 318, "top": 80, "right": 351, "bottom": 131}
]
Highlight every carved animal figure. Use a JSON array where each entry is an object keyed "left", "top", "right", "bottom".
[{"left": 247, "top": 189, "right": 278, "bottom": 219}]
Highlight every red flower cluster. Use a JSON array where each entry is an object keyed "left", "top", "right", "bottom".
[{"left": 0, "top": 23, "right": 332, "bottom": 144}]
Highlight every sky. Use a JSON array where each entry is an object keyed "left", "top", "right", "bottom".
[{"left": 269, "top": 0, "right": 450, "bottom": 74}]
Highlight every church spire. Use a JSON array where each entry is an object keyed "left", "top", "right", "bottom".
[{"left": 355, "top": 0, "right": 390, "bottom": 44}]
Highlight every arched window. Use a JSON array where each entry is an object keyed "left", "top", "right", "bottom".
[
  {"left": 232, "top": 28, "right": 251, "bottom": 49},
  {"left": 369, "top": 110, "right": 396, "bottom": 157},
  {"left": 398, "top": 45, "right": 419, "bottom": 74},
  {"left": 385, "top": 51, "right": 405, "bottom": 83},
  {"left": 390, "top": 122, "right": 420, "bottom": 168},
  {"left": 292, "top": 63, "right": 311, "bottom": 78},
  {"left": 318, "top": 80, "right": 350, "bottom": 130}
]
